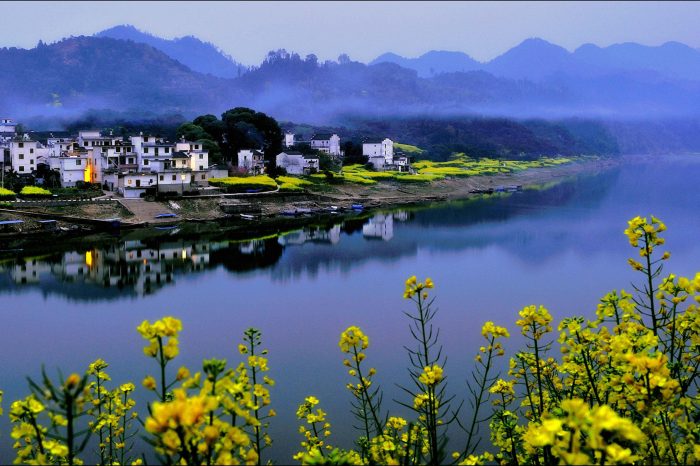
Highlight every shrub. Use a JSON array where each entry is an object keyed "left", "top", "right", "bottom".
[
  {"left": 0, "top": 187, "right": 16, "bottom": 199},
  {"left": 19, "top": 186, "right": 52, "bottom": 198},
  {"left": 275, "top": 176, "right": 312, "bottom": 193},
  {"left": 208, "top": 175, "right": 278, "bottom": 193}
]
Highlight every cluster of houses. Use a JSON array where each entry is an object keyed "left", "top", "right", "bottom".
[
  {"left": 277, "top": 131, "right": 411, "bottom": 173},
  {"left": 0, "top": 117, "right": 411, "bottom": 198},
  {"left": 1, "top": 118, "right": 221, "bottom": 198}
]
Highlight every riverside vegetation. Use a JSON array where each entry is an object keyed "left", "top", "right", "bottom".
[
  {"left": 2, "top": 215, "right": 700, "bottom": 465},
  {"left": 207, "top": 155, "right": 576, "bottom": 192}
]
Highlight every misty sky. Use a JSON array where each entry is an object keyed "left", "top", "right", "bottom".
[{"left": 2, "top": 1, "right": 700, "bottom": 65}]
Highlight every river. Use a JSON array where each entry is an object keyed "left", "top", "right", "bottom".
[{"left": 0, "top": 154, "right": 699, "bottom": 462}]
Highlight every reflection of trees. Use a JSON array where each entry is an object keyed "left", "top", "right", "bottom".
[
  {"left": 0, "top": 168, "right": 619, "bottom": 299},
  {"left": 411, "top": 168, "right": 619, "bottom": 228},
  {"left": 209, "top": 238, "right": 284, "bottom": 273}
]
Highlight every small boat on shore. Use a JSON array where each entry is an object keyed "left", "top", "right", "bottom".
[
  {"left": 154, "top": 213, "right": 178, "bottom": 219},
  {"left": 352, "top": 204, "right": 364, "bottom": 211},
  {"left": 240, "top": 214, "right": 259, "bottom": 220}
]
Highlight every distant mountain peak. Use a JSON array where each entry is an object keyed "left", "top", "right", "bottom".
[
  {"left": 369, "top": 49, "right": 479, "bottom": 77},
  {"left": 95, "top": 24, "right": 247, "bottom": 79},
  {"left": 508, "top": 37, "right": 570, "bottom": 54}
]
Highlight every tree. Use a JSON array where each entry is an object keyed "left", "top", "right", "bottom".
[
  {"left": 220, "top": 108, "right": 282, "bottom": 167},
  {"left": 341, "top": 141, "right": 367, "bottom": 165},
  {"left": 192, "top": 115, "right": 224, "bottom": 142},
  {"left": 176, "top": 123, "right": 210, "bottom": 142}
]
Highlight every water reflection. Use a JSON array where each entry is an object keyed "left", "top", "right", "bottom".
[
  {"left": 0, "top": 211, "right": 416, "bottom": 297},
  {"left": 0, "top": 169, "right": 618, "bottom": 299}
]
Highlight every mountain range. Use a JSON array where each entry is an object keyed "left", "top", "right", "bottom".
[
  {"left": 1, "top": 26, "right": 700, "bottom": 154},
  {"left": 371, "top": 38, "right": 700, "bottom": 81}
]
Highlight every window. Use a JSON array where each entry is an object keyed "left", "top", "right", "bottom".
[
  {"left": 159, "top": 175, "right": 164, "bottom": 181},
  {"left": 144, "top": 148, "right": 149, "bottom": 153},
  {"left": 18, "top": 154, "right": 24, "bottom": 159},
  {"left": 76, "top": 159, "right": 81, "bottom": 166},
  {"left": 165, "top": 148, "right": 170, "bottom": 153},
  {"left": 195, "top": 145, "right": 199, "bottom": 150},
  {"left": 19, "top": 166, "right": 24, "bottom": 172},
  {"left": 18, "top": 142, "right": 23, "bottom": 148},
  {"left": 30, "top": 148, "right": 34, "bottom": 154},
  {"left": 136, "top": 179, "right": 141, "bottom": 187},
  {"left": 128, "top": 158, "right": 134, "bottom": 164},
  {"left": 30, "top": 159, "right": 34, "bottom": 165},
  {"left": 155, "top": 148, "right": 159, "bottom": 155},
  {"left": 199, "top": 154, "right": 203, "bottom": 159},
  {"left": 172, "top": 175, "right": 176, "bottom": 181},
  {"left": 144, "top": 160, "right": 149, "bottom": 166},
  {"left": 201, "top": 174, "right": 205, "bottom": 180},
  {"left": 199, "top": 165, "right": 204, "bottom": 170}
]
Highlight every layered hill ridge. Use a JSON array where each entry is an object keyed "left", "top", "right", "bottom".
[
  {"left": 372, "top": 37, "right": 700, "bottom": 81},
  {"left": 95, "top": 24, "right": 248, "bottom": 78},
  {"left": 2, "top": 31, "right": 700, "bottom": 128}
]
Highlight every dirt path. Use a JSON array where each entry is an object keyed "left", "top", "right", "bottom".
[{"left": 117, "top": 199, "right": 178, "bottom": 224}]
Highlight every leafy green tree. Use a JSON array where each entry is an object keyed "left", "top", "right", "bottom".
[
  {"left": 192, "top": 114, "right": 224, "bottom": 142},
  {"left": 176, "top": 123, "right": 211, "bottom": 142},
  {"left": 220, "top": 107, "right": 282, "bottom": 167}
]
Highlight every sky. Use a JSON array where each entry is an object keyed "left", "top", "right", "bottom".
[{"left": 2, "top": 1, "right": 700, "bottom": 65}]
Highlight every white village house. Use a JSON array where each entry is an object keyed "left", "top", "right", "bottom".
[
  {"left": 0, "top": 118, "right": 17, "bottom": 143},
  {"left": 363, "top": 138, "right": 394, "bottom": 170},
  {"left": 275, "top": 151, "right": 319, "bottom": 175},
  {"left": 310, "top": 133, "right": 342, "bottom": 157},
  {"left": 238, "top": 149, "right": 266, "bottom": 174},
  {"left": 9, "top": 137, "right": 40, "bottom": 175}
]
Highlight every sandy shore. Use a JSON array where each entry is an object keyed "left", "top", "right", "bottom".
[{"left": 0, "top": 157, "right": 617, "bottom": 239}]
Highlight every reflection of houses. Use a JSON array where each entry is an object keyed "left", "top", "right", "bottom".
[
  {"left": 278, "top": 225, "right": 341, "bottom": 246},
  {"left": 5, "top": 239, "right": 215, "bottom": 296},
  {"left": 239, "top": 239, "right": 267, "bottom": 255},
  {"left": 393, "top": 210, "right": 410, "bottom": 222},
  {"left": 10, "top": 259, "right": 52, "bottom": 284},
  {"left": 362, "top": 213, "right": 394, "bottom": 241}
]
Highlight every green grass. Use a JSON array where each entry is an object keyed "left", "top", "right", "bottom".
[
  {"left": 303, "top": 155, "right": 572, "bottom": 188},
  {"left": 394, "top": 142, "right": 424, "bottom": 155},
  {"left": 413, "top": 155, "right": 572, "bottom": 178}
]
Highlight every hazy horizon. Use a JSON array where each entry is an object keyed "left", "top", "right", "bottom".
[{"left": 2, "top": 1, "right": 700, "bottom": 66}]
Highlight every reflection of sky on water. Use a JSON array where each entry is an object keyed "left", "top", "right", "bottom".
[{"left": 0, "top": 155, "right": 699, "bottom": 462}]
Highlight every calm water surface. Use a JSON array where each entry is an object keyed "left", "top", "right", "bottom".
[{"left": 1, "top": 155, "right": 699, "bottom": 462}]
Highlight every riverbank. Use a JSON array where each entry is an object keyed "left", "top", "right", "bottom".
[{"left": 0, "top": 156, "right": 617, "bottom": 243}]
